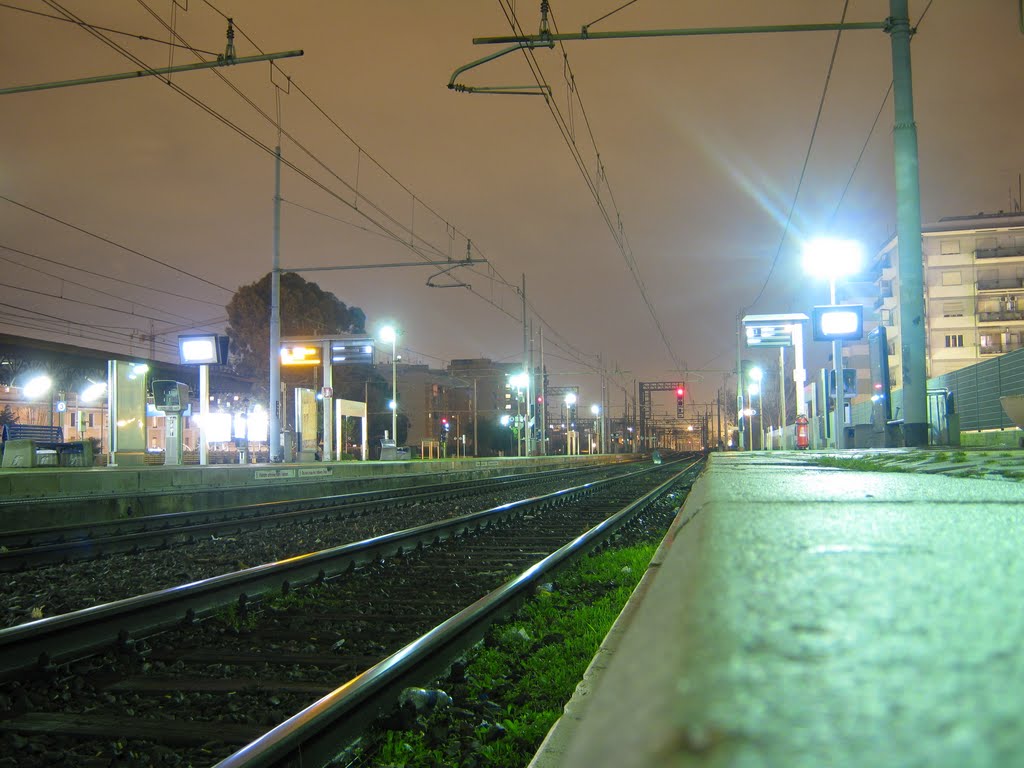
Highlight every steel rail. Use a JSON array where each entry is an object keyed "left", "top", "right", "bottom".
[
  {"left": 0, "top": 459, "right": 680, "bottom": 681},
  {"left": 0, "top": 461, "right": 636, "bottom": 566},
  {"left": 215, "top": 457, "right": 704, "bottom": 767}
]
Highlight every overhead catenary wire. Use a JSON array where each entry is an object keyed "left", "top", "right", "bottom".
[
  {"left": 12, "top": 0, "right": 611, "bottom": 380},
  {"left": 204, "top": 0, "right": 616, "bottom": 382},
  {"left": 746, "top": 0, "right": 850, "bottom": 311},
  {"left": 0, "top": 244, "right": 226, "bottom": 308},
  {"left": 750, "top": 0, "right": 937, "bottom": 309},
  {"left": 496, "top": 0, "right": 684, "bottom": 381},
  {"left": 0, "top": 2, "right": 219, "bottom": 55},
  {"left": 0, "top": 194, "right": 235, "bottom": 295}
]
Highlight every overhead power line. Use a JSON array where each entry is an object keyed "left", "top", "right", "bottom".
[
  {"left": 494, "top": 1, "right": 685, "bottom": 378},
  {"left": 0, "top": 194, "right": 235, "bottom": 294}
]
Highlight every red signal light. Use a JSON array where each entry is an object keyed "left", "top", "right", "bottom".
[{"left": 676, "top": 387, "right": 685, "bottom": 398}]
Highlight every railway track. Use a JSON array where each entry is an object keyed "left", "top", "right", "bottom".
[
  {"left": 0, "top": 456, "right": 703, "bottom": 767},
  {"left": 2, "top": 462, "right": 649, "bottom": 630},
  {"left": 0, "top": 462, "right": 638, "bottom": 570}
]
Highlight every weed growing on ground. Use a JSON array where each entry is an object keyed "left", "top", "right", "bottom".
[{"left": 357, "top": 542, "right": 660, "bottom": 767}]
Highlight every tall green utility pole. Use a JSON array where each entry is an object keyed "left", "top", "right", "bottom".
[
  {"left": 460, "top": 0, "right": 930, "bottom": 448},
  {"left": 887, "top": 0, "right": 927, "bottom": 447}
]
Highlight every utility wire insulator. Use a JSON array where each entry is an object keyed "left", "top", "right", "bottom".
[{"left": 221, "top": 18, "right": 236, "bottom": 63}]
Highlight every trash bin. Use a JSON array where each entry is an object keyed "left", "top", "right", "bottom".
[{"left": 380, "top": 438, "right": 398, "bottom": 461}]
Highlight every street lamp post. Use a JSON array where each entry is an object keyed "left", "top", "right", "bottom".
[
  {"left": 510, "top": 372, "right": 529, "bottom": 457},
  {"left": 590, "top": 404, "right": 601, "bottom": 455},
  {"left": 564, "top": 391, "right": 577, "bottom": 455},
  {"left": 803, "top": 238, "right": 864, "bottom": 451},
  {"left": 749, "top": 367, "right": 763, "bottom": 450},
  {"left": 380, "top": 325, "right": 398, "bottom": 442}
]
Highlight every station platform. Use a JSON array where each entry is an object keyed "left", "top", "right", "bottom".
[
  {"left": 532, "top": 450, "right": 1024, "bottom": 767},
  {"left": 0, "top": 453, "right": 628, "bottom": 532}
]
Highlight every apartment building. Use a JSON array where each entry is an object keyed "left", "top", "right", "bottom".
[{"left": 870, "top": 211, "right": 1024, "bottom": 386}]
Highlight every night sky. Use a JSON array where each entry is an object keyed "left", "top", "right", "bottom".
[{"left": 2, "top": 1, "right": 1022, "bottom": 415}]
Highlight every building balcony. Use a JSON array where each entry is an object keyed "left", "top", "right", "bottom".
[
  {"left": 977, "top": 278, "right": 1024, "bottom": 292},
  {"left": 981, "top": 342, "right": 1024, "bottom": 356},
  {"left": 978, "top": 310, "right": 1024, "bottom": 324},
  {"left": 976, "top": 245, "right": 1024, "bottom": 260}
]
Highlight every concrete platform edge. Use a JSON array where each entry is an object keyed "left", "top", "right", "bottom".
[{"left": 528, "top": 489, "right": 703, "bottom": 767}]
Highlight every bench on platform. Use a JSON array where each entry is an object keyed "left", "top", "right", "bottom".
[{"left": 1, "top": 424, "right": 93, "bottom": 468}]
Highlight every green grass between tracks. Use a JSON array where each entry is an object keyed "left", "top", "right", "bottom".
[{"left": 361, "top": 541, "right": 660, "bottom": 768}]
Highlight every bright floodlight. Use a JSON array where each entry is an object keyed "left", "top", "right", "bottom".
[
  {"left": 388, "top": 399, "right": 397, "bottom": 411},
  {"left": 379, "top": 325, "right": 397, "bottom": 344},
  {"left": 500, "top": 414, "right": 511, "bottom": 426},
  {"left": 802, "top": 237, "right": 864, "bottom": 281},
  {"left": 748, "top": 383, "right": 760, "bottom": 397},
  {"left": 749, "top": 366, "right": 763, "bottom": 383},
  {"left": 564, "top": 392, "right": 577, "bottom": 406},
  {"left": 590, "top": 404, "right": 600, "bottom": 415},
  {"left": 510, "top": 372, "right": 529, "bottom": 390},
  {"left": 23, "top": 374, "right": 52, "bottom": 399},
  {"left": 81, "top": 381, "right": 107, "bottom": 403}
]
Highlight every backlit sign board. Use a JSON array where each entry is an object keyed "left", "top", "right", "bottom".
[
  {"left": 745, "top": 325, "right": 794, "bottom": 347},
  {"left": 178, "top": 334, "right": 229, "bottom": 365},
  {"left": 280, "top": 345, "right": 322, "bottom": 366},
  {"left": 812, "top": 304, "right": 864, "bottom": 342}
]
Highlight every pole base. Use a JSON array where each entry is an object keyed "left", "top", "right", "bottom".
[{"left": 902, "top": 422, "right": 929, "bottom": 448}]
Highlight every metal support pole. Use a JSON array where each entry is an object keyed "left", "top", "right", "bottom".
[
  {"left": 736, "top": 314, "right": 745, "bottom": 450},
  {"left": 521, "top": 274, "right": 532, "bottom": 455},
  {"left": 888, "top": 0, "right": 928, "bottom": 447},
  {"left": 831, "top": 277, "right": 845, "bottom": 450},
  {"left": 0, "top": 50, "right": 303, "bottom": 95},
  {"left": 792, "top": 322, "right": 807, "bottom": 417},
  {"left": 268, "top": 147, "right": 283, "bottom": 462},
  {"left": 199, "top": 364, "right": 209, "bottom": 466},
  {"left": 779, "top": 347, "right": 786, "bottom": 449},
  {"left": 391, "top": 338, "right": 397, "bottom": 442},
  {"left": 322, "top": 340, "right": 333, "bottom": 460}
]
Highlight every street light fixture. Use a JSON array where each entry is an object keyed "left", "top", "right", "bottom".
[
  {"left": 802, "top": 237, "right": 864, "bottom": 450},
  {"left": 379, "top": 325, "right": 398, "bottom": 441},
  {"left": 23, "top": 374, "right": 52, "bottom": 400}
]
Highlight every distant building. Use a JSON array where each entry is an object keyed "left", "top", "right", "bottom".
[
  {"left": 868, "top": 211, "right": 1024, "bottom": 388},
  {"left": 377, "top": 362, "right": 474, "bottom": 454},
  {"left": 447, "top": 358, "right": 524, "bottom": 457}
]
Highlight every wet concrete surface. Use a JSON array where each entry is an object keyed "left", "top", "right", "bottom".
[{"left": 542, "top": 451, "right": 1024, "bottom": 768}]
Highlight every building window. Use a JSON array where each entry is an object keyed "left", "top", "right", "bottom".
[
  {"left": 942, "top": 302, "right": 965, "bottom": 317},
  {"left": 940, "top": 239, "right": 960, "bottom": 255},
  {"left": 941, "top": 271, "right": 962, "bottom": 286},
  {"left": 977, "top": 236, "right": 998, "bottom": 250},
  {"left": 944, "top": 334, "right": 964, "bottom": 348},
  {"left": 880, "top": 309, "right": 893, "bottom": 326},
  {"left": 88, "top": 413, "right": 95, "bottom": 428}
]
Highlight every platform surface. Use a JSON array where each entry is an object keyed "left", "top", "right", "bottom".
[{"left": 533, "top": 451, "right": 1024, "bottom": 768}]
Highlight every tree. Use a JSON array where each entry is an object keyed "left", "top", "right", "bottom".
[
  {"left": 225, "top": 272, "right": 366, "bottom": 379},
  {"left": 0, "top": 405, "right": 17, "bottom": 431}
]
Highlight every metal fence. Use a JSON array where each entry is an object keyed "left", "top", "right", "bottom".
[{"left": 853, "top": 348, "right": 1024, "bottom": 432}]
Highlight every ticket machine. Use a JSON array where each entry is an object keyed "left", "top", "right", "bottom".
[{"left": 152, "top": 380, "right": 190, "bottom": 466}]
